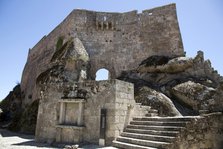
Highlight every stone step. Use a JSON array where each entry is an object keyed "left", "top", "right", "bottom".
[
  {"left": 113, "top": 140, "right": 157, "bottom": 149},
  {"left": 125, "top": 128, "right": 179, "bottom": 137},
  {"left": 121, "top": 132, "right": 175, "bottom": 142},
  {"left": 133, "top": 117, "right": 195, "bottom": 122},
  {"left": 112, "top": 116, "right": 198, "bottom": 149},
  {"left": 141, "top": 105, "right": 151, "bottom": 109},
  {"left": 199, "top": 110, "right": 210, "bottom": 115},
  {"left": 130, "top": 120, "right": 187, "bottom": 127},
  {"left": 116, "top": 136, "right": 171, "bottom": 148},
  {"left": 145, "top": 113, "right": 158, "bottom": 117},
  {"left": 127, "top": 124, "right": 184, "bottom": 131},
  {"left": 148, "top": 109, "right": 158, "bottom": 113}
]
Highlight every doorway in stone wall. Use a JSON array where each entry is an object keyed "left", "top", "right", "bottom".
[{"left": 96, "top": 68, "right": 110, "bottom": 81}]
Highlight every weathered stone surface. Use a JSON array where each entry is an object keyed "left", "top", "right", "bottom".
[
  {"left": 36, "top": 37, "right": 89, "bottom": 86},
  {"left": 35, "top": 79, "right": 149, "bottom": 145},
  {"left": 18, "top": 99, "right": 39, "bottom": 133},
  {"left": 172, "top": 81, "right": 222, "bottom": 111},
  {"left": 20, "top": 3, "right": 184, "bottom": 106},
  {"left": 139, "top": 55, "right": 170, "bottom": 67},
  {"left": 71, "top": 38, "right": 89, "bottom": 62},
  {"left": 138, "top": 56, "right": 193, "bottom": 73},
  {"left": 118, "top": 50, "right": 223, "bottom": 116},
  {"left": 135, "top": 86, "right": 181, "bottom": 116},
  {"left": 211, "top": 81, "right": 223, "bottom": 112},
  {"left": 120, "top": 51, "right": 222, "bottom": 91},
  {"left": 171, "top": 112, "right": 223, "bottom": 149},
  {"left": 0, "top": 85, "right": 23, "bottom": 131},
  {"left": 172, "top": 81, "right": 215, "bottom": 110}
]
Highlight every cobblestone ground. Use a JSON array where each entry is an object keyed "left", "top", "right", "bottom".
[{"left": 0, "top": 129, "right": 116, "bottom": 149}]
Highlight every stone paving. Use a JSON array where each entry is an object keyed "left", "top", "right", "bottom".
[{"left": 0, "top": 129, "right": 117, "bottom": 149}]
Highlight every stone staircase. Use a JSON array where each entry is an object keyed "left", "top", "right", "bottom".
[
  {"left": 145, "top": 108, "right": 158, "bottom": 117},
  {"left": 113, "top": 115, "right": 194, "bottom": 149}
]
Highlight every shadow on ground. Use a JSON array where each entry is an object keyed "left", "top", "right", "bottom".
[
  {"left": 0, "top": 128, "right": 55, "bottom": 148},
  {"left": 12, "top": 141, "right": 55, "bottom": 148},
  {"left": 0, "top": 128, "right": 34, "bottom": 139}
]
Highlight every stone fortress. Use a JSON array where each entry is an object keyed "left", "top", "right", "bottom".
[
  {"left": 1, "top": 3, "right": 222, "bottom": 149},
  {"left": 21, "top": 3, "right": 184, "bottom": 106}
]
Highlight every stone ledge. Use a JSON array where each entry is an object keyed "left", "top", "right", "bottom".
[
  {"left": 58, "top": 98, "right": 86, "bottom": 103},
  {"left": 56, "top": 124, "right": 85, "bottom": 129}
]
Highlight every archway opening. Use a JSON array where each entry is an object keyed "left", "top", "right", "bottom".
[{"left": 96, "top": 68, "right": 110, "bottom": 81}]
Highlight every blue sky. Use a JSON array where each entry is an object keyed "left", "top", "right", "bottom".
[{"left": 0, "top": 0, "right": 222, "bottom": 100}]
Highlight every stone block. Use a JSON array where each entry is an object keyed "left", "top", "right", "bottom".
[
  {"left": 187, "top": 134, "right": 194, "bottom": 141},
  {"left": 115, "top": 103, "right": 128, "bottom": 111},
  {"left": 119, "top": 116, "right": 126, "bottom": 123},
  {"left": 106, "top": 109, "right": 116, "bottom": 116},
  {"left": 107, "top": 116, "right": 114, "bottom": 122},
  {"left": 104, "top": 103, "right": 115, "bottom": 109},
  {"left": 115, "top": 110, "right": 127, "bottom": 116}
]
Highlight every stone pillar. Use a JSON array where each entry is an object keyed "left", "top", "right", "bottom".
[
  {"left": 59, "top": 102, "right": 65, "bottom": 124},
  {"left": 77, "top": 101, "right": 84, "bottom": 126}
]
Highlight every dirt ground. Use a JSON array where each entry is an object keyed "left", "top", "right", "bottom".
[{"left": 0, "top": 129, "right": 116, "bottom": 149}]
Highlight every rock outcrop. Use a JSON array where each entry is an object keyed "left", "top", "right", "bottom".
[
  {"left": 0, "top": 84, "right": 39, "bottom": 133},
  {"left": 36, "top": 37, "right": 89, "bottom": 85},
  {"left": 0, "top": 85, "right": 20, "bottom": 131},
  {"left": 119, "top": 51, "right": 223, "bottom": 116},
  {"left": 171, "top": 81, "right": 216, "bottom": 111},
  {"left": 138, "top": 56, "right": 193, "bottom": 73},
  {"left": 135, "top": 86, "right": 181, "bottom": 116}
]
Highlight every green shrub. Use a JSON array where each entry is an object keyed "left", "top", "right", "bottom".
[{"left": 56, "top": 36, "right": 64, "bottom": 50}]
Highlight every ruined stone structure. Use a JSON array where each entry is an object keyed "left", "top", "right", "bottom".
[
  {"left": 21, "top": 3, "right": 183, "bottom": 106},
  {"left": 35, "top": 80, "right": 150, "bottom": 145},
  {"left": 10, "top": 3, "right": 222, "bottom": 149}
]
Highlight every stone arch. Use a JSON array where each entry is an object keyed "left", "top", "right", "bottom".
[{"left": 95, "top": 68, "right": 110, "bottom": 81}]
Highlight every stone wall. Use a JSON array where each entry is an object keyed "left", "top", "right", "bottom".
[
  {"left": 20, "top": 11, "right": 75, "bottom": 106},
  {"left": 171, "top": 112, "right": 223, "bottom": 149},
  {"left": 20, "top": 3, "right": 184, "bottom": 107},
  {"left": 35, "top": 79, "right": 149, "bottom": 145},
  {"left": 74, "top": 3, "right": 184, "bottom": 79}
]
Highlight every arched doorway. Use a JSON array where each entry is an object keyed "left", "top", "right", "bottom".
[{"left": 96, "top": 68, "right": 110, "bottom": 81}]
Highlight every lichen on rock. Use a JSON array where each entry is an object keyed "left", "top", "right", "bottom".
[
  {"left": 37, "top": 37, "right": 90, "bottom": 85},
  {"left": 171, "top": 81, "right": 216, "bottom": 111},
  {"left": 68, "top": 38, "right": 89, "bottom": 62}
]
